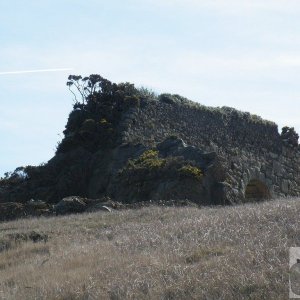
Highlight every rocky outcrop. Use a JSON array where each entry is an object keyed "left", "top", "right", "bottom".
[
  {"left": 54, "top": 196, "right": 87, "bottom": 215},
  {"left": 109, "top": 137, "right": 225, "bottom": 204},
  {"left": 0, "top": 74, "right": 299, "bottom": 211},
  {"left": 122, "top": 96, "right": 300, "bottom": 201}
]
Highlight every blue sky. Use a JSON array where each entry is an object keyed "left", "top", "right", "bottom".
[{"left": 1, "top": 0, "right": 300, "bottom": 175}]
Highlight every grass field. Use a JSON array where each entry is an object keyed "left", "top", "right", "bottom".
[{"left": 0, "top": 197, "right": 299, "bottom": 299}]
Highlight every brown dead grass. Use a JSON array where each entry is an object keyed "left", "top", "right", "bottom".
[{"left": 0, "top": 197, "right": 299, "bottom": 299}]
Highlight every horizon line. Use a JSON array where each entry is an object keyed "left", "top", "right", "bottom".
[{"left": 0, "top": 68, "right": 74, "bottom": 76}]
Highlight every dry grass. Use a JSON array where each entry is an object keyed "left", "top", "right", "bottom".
[{"left": 0, "top": 197, "right": 299, "bottom": 299}]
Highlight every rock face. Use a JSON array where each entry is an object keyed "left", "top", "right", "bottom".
[
  {"left": 108, "top": 137, "right": 225, "bottom": 204},
  {"left": 0, "top": 74, "right": 299, "bottom": 208},
  {"left": 121, "top": 96, "right": 300, "bottom": 202}
]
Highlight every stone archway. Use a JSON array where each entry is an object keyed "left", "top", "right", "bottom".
[{"left": 245, "top": 179, "right": 270, "bottom": 202}]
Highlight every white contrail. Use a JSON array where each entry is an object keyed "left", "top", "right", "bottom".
[{"left": 0, "top": 68, "right": 73, "bottom": 75}]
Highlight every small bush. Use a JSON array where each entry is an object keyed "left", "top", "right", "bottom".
[
  {"left": 281, "top": 126, "right": 299, "bottom": 147},
  {"left": 179, "top": 165, "right": 203, "bottom": 181},
  {"left": 137, "top": 86, "right": 158, "bottom": 99},
  {"left": 138, "top": 150, "right": 159, "bottom": 161},
  {"left": 159, "top": 94, "right": 177, "bottom": 105},
  {"left": 135, "top": 150, "right": 166, "bottom": 170},
  {"left": 124, "top": 95, "right": 140, "bottom": 107}
]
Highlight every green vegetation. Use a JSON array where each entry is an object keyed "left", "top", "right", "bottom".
[
  {"left": 134, "top": 150, "right": 166, "bottom": 170},
  {"left": 139, "top": 149, "right": 159, "bottom": 160},
  {"left": 137, "top": 86, "right": 158, "bottom": 99},
  {"left": 57, "top": 74, "right": 142, "bottom": 153},
  {"left": 123, "top": 150, "right": 165, "bottom": 176},
  {"left": 118, "top": 150, "right": 204, "bottom": 199},
  {"left": 179, "top": 165, "right": 203, "bottom": 181},
  {"left": 281, "top": 126, "right": 299, "bottom": 147},
  {"left": 60, "top": 73, "right": 280, "bottom": 155},
  {"left": 123, "top": 150, "right": 203, "bottom": 180},
  {"left": 158, "top": 93, "right": 277, "bottom": 127},
  {"left": 124, "top": 95, "right": 140, "bottom": 108}
]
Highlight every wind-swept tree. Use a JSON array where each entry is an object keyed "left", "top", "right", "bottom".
[
  {"left": 66, "top": 74, "right": 115, "bottom": 107},
  {"left": 66, "top": 74, "right": 137, "bottom": 111}
]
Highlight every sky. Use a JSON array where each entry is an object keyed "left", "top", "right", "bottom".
[{"left": 1, "top": 0, "right": 300, "bottom": 175}]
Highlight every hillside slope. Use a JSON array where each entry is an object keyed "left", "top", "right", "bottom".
[{"left": 0, "top": 197, "right": 298, "bottom": 299}]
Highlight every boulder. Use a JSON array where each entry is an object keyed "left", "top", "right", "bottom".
[
  {"left": 157, "top": 136, "right": 216, "bottom": 171},
  {"left": 157, "top": 136, "right": 187, "bottom": 155},
  {"left": 54, "top": 196, "right": 87, "bottom": 215}
]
